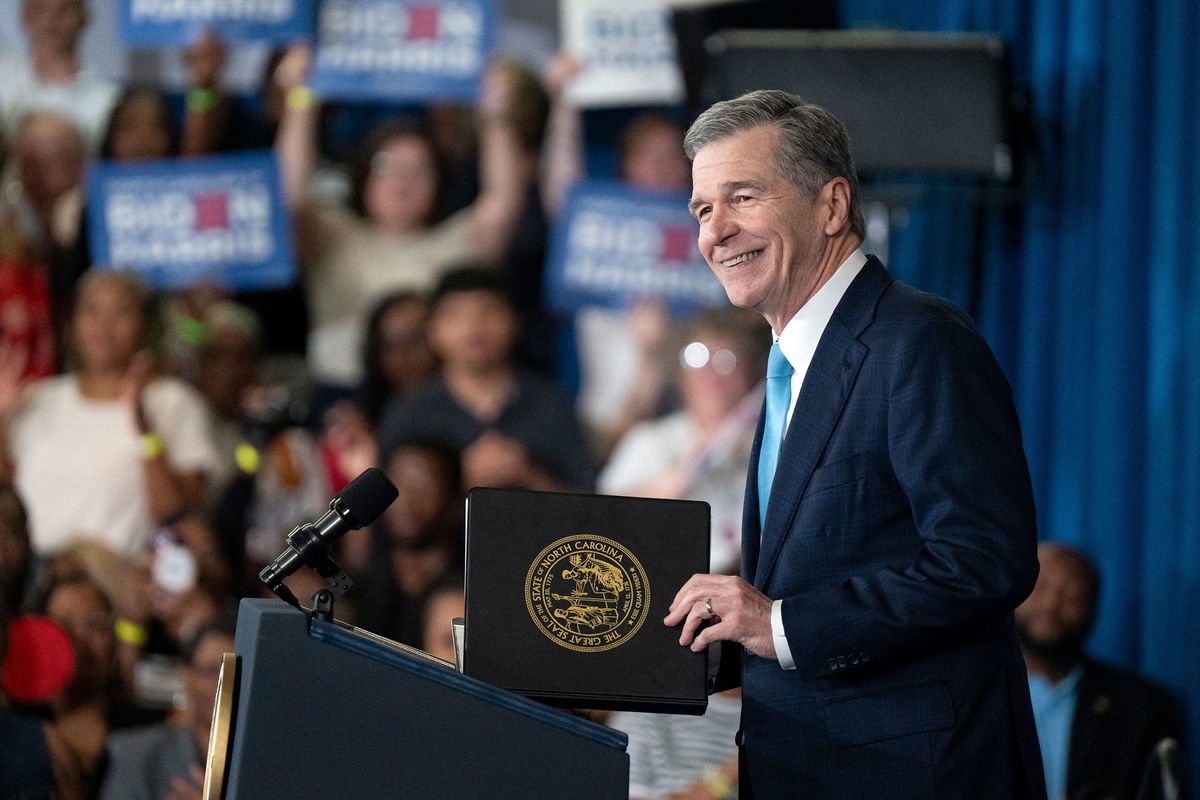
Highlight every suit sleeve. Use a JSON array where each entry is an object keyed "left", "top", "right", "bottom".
[{"left": 779, "top": 316, "right": 1040, "bottom": 679}]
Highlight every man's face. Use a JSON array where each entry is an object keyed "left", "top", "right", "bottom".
[
  {"left": 1015, "top": 549, "right": 1095, "bottom": 658},
  {"left": 428, "top": 290, "right": 517, "bottom": 371},
  {"left": 197, "top": 329, "right": 259, "bottom": 419},
  {"left": 689, "top": 125, "right": 826, "bottom": 332},
  {"left": 16, "top": 116, "right": 83, "bottom": 212},
  {"left": 21, "top": 0, "right": 86, "bottom": 53}
]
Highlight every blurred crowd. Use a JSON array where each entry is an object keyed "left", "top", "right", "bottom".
[
  {"left": 3, "top": 4, "right": 1185, "bottom": 800},
  {"left": 0, "top": 1, "right": 761, "bottom": 798}
]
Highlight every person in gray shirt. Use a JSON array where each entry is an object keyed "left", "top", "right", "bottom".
[{"left": 99, "top": 619, "right": 235, "bottom": 800}]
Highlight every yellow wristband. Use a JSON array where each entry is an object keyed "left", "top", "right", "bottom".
[
  {"left": 140, "top": 432, "right": 164, "bottom": 459},
  {"left": 114, "top": 618, "right": 149, "bottom": 646},
  {"left": 235, "top": 442, "right": 261, "bottom": 475},
  {"left": 286, "top": 86, "right": 317, "bottom": 111}
]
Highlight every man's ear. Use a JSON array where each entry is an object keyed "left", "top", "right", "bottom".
[{"left": 820, "top": 177, "right": 852, "bottom": 237}]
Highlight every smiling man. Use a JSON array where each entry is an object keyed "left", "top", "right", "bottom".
[{"left": 664, "top": 90, "right": 1047, "bottom": 799}]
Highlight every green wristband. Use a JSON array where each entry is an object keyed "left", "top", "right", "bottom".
[{"left": 187, "top": 87, "right": 220, "bottom": 113}]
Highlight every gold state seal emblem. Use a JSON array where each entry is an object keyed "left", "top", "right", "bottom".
[{"left": 525, "top": 534, "right": 649, "bottom": 653}]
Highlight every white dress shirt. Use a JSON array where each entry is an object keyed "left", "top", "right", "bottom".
[{"left": 769, "top": 248, "right": 868, "bottom": 669}]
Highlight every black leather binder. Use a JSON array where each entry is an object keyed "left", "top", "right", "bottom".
[{"left": 463, "top": 487, "right": 711, "bottom": 714}]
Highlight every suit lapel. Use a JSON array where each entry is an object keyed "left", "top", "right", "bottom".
[
  {"left": 753, "top": 257, "right": 892, "bottom": 589},
  {"left": 741, "top": 402, "right": 767, "bottom": 582},
  {"left": 1066, "top": 662, "right": 1106, "bottom": 796}
]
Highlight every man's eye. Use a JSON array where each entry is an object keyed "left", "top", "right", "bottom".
[{"left": 734, "top": 194, "right": 753, "bottom": 203}]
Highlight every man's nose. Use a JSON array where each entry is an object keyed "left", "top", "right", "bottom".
[{"left": 700, "top": 205, "right": 738, "bottom": 249}]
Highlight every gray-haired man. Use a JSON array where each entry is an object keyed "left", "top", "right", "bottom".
[{"left": 665, "top": 90, "right": 1046, "bottom": 799}]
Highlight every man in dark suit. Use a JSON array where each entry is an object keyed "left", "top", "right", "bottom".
[
  {"left": 1017, "top": 543, "right": 1187, "bottom": 800},
  {"left": 664, "top": 90, "right": 1046, "bottom": 798}
]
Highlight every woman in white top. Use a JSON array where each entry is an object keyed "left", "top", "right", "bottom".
[
  {"left": 0, "top": 271, "right": 219, "bottom": 559},
  {"left": 274, "top": 47, "right": 535, "bottom": 391}
]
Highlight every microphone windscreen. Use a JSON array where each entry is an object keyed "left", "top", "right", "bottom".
[{"left": 338, "top": 467, "right": 399, "bottom": 527}]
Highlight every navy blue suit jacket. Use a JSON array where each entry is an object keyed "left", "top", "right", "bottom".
[{"left": 731, "top": 257, "right": 1046, "bottom": 799}]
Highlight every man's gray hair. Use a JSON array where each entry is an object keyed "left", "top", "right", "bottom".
[{"left": 684, "top": 90, "right": 865, "bottom": 239}]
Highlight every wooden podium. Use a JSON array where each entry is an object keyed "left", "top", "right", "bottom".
[{"left": 205, "top": 599, "right": 629, "bottom": 799}]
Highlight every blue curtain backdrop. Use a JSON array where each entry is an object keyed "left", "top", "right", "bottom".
[{"left": 839, "top": 0, "right": 1200, "bottom": 777}]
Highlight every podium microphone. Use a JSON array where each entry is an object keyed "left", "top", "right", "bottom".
[{"left": 260, "top": 468, "right": 398, "bottom": 603}]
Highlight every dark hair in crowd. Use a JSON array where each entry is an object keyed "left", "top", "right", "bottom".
[
  {"left": 180, "top": 613, "right": 238, "bottom": 665},
  {"left": 387, "top": 437, "right": 463, "bottom": 499},
  {"left": 494, "top": 59, "right": 551, "bottom": 153},
  {"left": 31, "top": 573, "right": 112, "bottom": 618},
  {"left": 429, "top": 266, "right": 517, "bottom": 312},
  {"left": 360, "top": 291, "right": 429, "bottom": 423},
  {"left": 100, "top": 86, "right": 180, "bottom": 161}
]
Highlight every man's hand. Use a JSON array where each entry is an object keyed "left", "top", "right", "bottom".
[{"left": 665, "top": 574, "right": 777, "bottom": 659}]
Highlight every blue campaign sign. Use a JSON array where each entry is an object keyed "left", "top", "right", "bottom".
[
  {"left": 87, "top": 151, "right": 297, "bottom": 292},
  {"left": 544, "top": 180, "right": 728, "bottom": 315},
  {"left": 311, "top": 0, "right": 497, "bottom": 102},
  {"left": 119, "top": 0, "right": 316, "bottom": 46}
]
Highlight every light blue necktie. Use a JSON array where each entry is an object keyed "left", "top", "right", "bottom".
[{"left": 758, "top": 342, "right": 794, "bottom": 528}]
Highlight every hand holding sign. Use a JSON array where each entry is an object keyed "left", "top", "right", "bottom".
[
  {"left": 481, "top": 60, "right": 513, "bottom": 118},
  {"left": 559, "top": 0, "right": 685, "bottom": 108},
  {"left": 275, "top": 44, "right": 314, "bottom": 92},
  {"left": 544, "top": 51, "right": 586, "bottom": 101},
  {"left": 184, "top": 29, "right": 229, "bottom": 91}
]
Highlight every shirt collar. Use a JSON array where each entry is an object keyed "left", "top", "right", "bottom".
[
  {"left": 776, "top": 248, "right": 868, "bottom": 365},
  {"left": 1028, "top": 663, "right": 1086, "bottom": 700}
]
